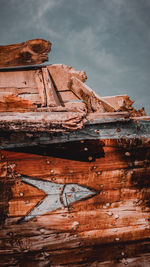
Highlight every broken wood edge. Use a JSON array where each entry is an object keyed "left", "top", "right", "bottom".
[
  {"left": 0, "top": 111, "right": 87, "bottom": 132},
  {"left": 0, "top": 112, "right": 149, "bottom": 132},
  {"left": 0, "top": 62, "right": 147, "bottom": 116},
  {"left": 70, "top": 77, "right": 116, "bottom": 112},
  {"left": 0, "top": 39, "right": 51, "bottom": 68}
]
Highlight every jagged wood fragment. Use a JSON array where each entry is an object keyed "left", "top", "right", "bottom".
[
  {"left": 101, "top": 95, "right": 134, "bottom": 111},
  {"left": 0, "top": 111, "right": 87, "bottom": 132},
  {"left": 47, "top": 64, "right": 87, "bottom": 91},
  {"left": 130, "top": 107, "right": 146, "bottom": 117},
  {"left": 101, "top": 95, "right": 146, "bottom": 116},
  {"left": 71, "top": 77, "right": 115, "bottom": 113},
  {"left": 0, "top": 39, "right": 51, "bottom": 67}
]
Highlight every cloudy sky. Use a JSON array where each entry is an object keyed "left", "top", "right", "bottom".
[{"left": 0, "top": 0, "right": 150, "bottom": 113}]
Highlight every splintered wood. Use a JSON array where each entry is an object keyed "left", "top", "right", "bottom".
[
  {"left": 0, "top": 39, "right": 51, "bottom": 67},
  {"left": 0, "top": 111, "right": 87, "bottom": 132}
]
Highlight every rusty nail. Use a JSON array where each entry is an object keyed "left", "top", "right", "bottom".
[
  {"left": 117, "top": 128, "right": 121, "bottom": 132},
  {"left": 72, "top": 221, "right": 79, "bottom": 231},
  {"left": 125, "top": 152, "right": 130, "bottom": 156}
]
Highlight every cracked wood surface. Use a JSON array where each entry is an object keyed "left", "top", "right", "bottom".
[
  {"left": 0, "top": 115, "right": 150, "bottom": 150},
  {"left": 0, "top": 39, "right": 51, "bottom": 68},
  {"left": 0, "top": 111, "right": 87, "bottom": 133},
  {"left": 0, "top": 138, "right": 150, "bottom": 266}
]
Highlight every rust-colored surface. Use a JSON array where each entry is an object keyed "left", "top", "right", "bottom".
[
  {"left": 0, "top": 41, "right": 149, "bottom": 265},
  {"left": 0, "top": 139, "right": 150, "bottom": 266},
  {"left": 0, "top": 39, "right": 51, "bottom": 67}
]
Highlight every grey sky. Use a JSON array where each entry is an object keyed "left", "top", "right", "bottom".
[{"left": 0, "top": 0, "right": 150, "bottom": 113}]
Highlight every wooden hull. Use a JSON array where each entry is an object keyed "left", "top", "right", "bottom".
[
  {"left": 0, "top": 42, "right": 149, "bottom": 266},
  {"left": 0, "top": 136, "right": 150, "bottom": 266}
]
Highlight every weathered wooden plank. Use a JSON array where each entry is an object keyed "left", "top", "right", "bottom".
[
  {"left": 0, "top": 111, "right": 87, "bottom": 134},
  {"left": 47, "top": 64, "right": 87, "bottom": 91},
  {"left": 0, "top": 39, "right": 51, "bottom": 67},
  {"left": 0, "top": 115, "right": 150, "bottom": 149},
  {"left": 87, "top": 111, "right": 130, "bottom": 121},
  {"left": 1, "top": 141, "right": 149, "bottom": 177},
  {"left": 0, "top": 238, "right": 149, "bottom": 266},
  {"left": 42, "top": 67, "right": 61, "bottom": 107},
  {"left": 0, "top": 69, "right": 45, "bottom": 110},
  {"left": 101, "top": 95, "right": 146, "bottom": 117},
  {"left": 101, "top": 95, "right": 134, "bottom": 111},
  {"left": 0, "top": 136, "right": 149, "bottom": 266},
  {"left": 18, "top": 93, "right": 41, "bottom": 104},
  {"left": 0, "top": 87, "right": 38, "bottom": 94},
  {"left": 0, "top": 69, "right": 38, "bottom": 88},
  {"left": 71, "top": 76, "right": 115, "bottom": 112},
  {"left": 35, "top": 69, "right": 46, "bottom": 107},
  {"left": 0, "top": 92, "right": 36, "bottom": 112},
  {"left": 57, "top": 90, "right": 80, "bottom": 102},
  {"left": 0, "top": 139, "right": 148, "bottom": 168}
]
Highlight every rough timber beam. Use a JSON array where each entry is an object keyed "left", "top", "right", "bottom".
[
  {"left": 0, "top": 39, "right": 51, "bottom": 68},
  {"left": 71, "top": 77, "right": 115, "bottom": 113}
]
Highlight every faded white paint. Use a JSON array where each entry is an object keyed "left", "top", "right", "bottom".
[{"left": 20, "top": 176, "right": 96, "bottom": 222}]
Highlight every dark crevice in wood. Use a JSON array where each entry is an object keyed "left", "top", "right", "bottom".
[
  {"left": 7, "top": 140, "right": 105, "bottom": 162},
  {"left": 48, "top": 70, "right": 65, "bottom": 107}
]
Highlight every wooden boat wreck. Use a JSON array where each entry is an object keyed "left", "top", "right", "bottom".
[{"left": 0, "top": 39, "right": 150, "bottom": 266}]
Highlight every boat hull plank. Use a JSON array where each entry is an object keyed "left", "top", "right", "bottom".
[
  {"left": 0, "top": 138, "right": 150, "bottom": 266},
  {"left": 0, "top": 117, "right": 150, "bottom": 150}
]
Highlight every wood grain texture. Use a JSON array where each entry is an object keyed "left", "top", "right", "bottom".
[
  {"left": 0, "top": 68, "right": 44, "bottom": 110},
  {"left": 101, "top": 95, "right": 134, "bottom": 111},
  {"left": 47, "top": 64, "right": 87, "bottom": 91},
  {"left": 0, "top": 92, "right": 36, "bottom": 112},
  {"left": 0, "top": 138, "right": 150, "bottom": 266},
  {"left": 0, "top": 39, "right": 51, "bottom": 67},
  {"left": 35, "top": 69, "right": 46, "bottom": 107},
  {"left": 71, "top": 76, "right": 115, "bottom": 112},
  {"left": 42, "top": 67, "right": 61, "bottom": 107},
  {"left": 0, "top": 111, "right": 87, "bottom": 134}
]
